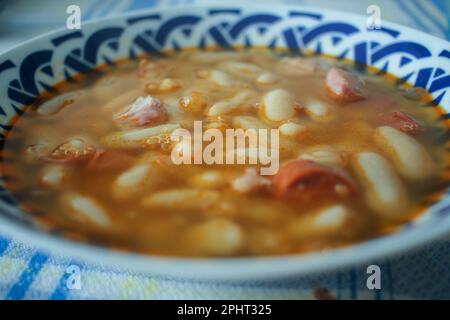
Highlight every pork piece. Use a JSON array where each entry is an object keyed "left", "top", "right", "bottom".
[
  {"left": 272, "top": 160, "right": 357, "bottom": 200},
  {"left": 325, "top": 67, "right": 367, "bottom": 103},
  {"left": 114, "top": 96, "right": 167, "bottom": 127}
]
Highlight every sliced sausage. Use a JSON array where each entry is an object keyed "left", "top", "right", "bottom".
[
  {"left": 272, "top": 160, "right": 357, "bottom": 200},
  {"left": 378, "top": 111, "right": 424, "bottom": 135}
]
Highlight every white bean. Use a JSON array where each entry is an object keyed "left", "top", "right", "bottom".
[
  {"left": 197, "top": 69, "right": 234, "bottom": 87},
  {"left": 233, "top": 116, "right": 270, "bottom": 130},
  {"left": 101, "top": 123, "right": 180, "bottom": 149},
  {"left": 299, "top": 146, "right": 347, "bottom": 167},
  {"left": 208, "top": 90, "right": 256, "bottom": 116},
  {"left": 184, "top": 218, "right": 244, "bottom": 255},
  {"left": 62, "top": 193, "right": 110, "bottom": 227},
  {"left": 232, "top": 168, "right": 271, "bottom": 194},
  {"left": 374, "top": 126, "right": 436, "bottom": 181},
  {"left": 313, "top": 205, "right": 349, "bottom": 229},
  {"left": 145, "top": 78, "right": 182, "bottom": 94},
  {"left": 262, "top": 89, "right": 296, "bottom": 122},
  {"left": 37, "top": 91, "right": 84, "bottom": 115},
  {"left": 256, "top": 72, "right": 278, "bottom": 85},
  {"left": 141, "top": 188, "right": 220, "bottom": 210},
  {"left": 112, "top": 163, "right": 158, "bottom": 200},
  {"left": 190, "top": 171, "right": 228, "bottom": 189},
  {"left": 115, "top": 164, "right": 150, "bottom": 188},
  {"left": 288, "top": 205, "right": 351, "bottom": 239},
  {"left": 279, "top": 122, "right": 306, "bottom": 137},
  {"left": 304, "top": 101, "right": 331, "bottom": 122},
  {"left": 207, "top": 101, "right": 234, "bottom": 116},
  {"left": 39, "top": 165, "right": 70, "bottom": 189},
  {"left": 352, "top": 152, "right": 409, "bottom": 216}
]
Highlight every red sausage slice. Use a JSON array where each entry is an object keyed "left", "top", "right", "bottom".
[
  {"left": 378, "top": 111, "right": 424, "bottom": 135},
  {"left": 325, "top": 67, "right": 367, "bottom": 103},
  {"left": 272, "top": 160, "right": 357, "bottom": 200}
]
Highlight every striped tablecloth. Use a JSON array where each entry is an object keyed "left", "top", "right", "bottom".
[{"left": 0, "top": 0, "right": 449, "bottom": 300}]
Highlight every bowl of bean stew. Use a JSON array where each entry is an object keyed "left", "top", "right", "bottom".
[{"left": 0, "top": 5, "right": 449, "bottom": 279}]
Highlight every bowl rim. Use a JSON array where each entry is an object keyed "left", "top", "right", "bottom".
[{"left": 0, "top": 3, "right": 449, "bottom": 280}]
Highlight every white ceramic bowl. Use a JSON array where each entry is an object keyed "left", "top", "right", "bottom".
[{"left": 0, "top": 4, "right": 449, "bottom": 280}]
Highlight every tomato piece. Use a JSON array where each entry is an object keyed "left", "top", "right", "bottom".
[
  {"left": 378, "top": 111, "right": 424, "bottom": 135},
  {"left": 272, "top": 160, "right": 357, "bottom": 200}
]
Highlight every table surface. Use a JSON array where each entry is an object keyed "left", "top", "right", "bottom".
[{"left": 0, "top": 0, "right": 449, "bottom": 300}]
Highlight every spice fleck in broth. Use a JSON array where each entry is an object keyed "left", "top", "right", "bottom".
[{"left": 2, "top": 49, "right": 449, "bottom": 257}]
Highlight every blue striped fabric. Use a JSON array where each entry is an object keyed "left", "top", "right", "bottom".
[
  {"left": 5, "top": 253, "right": 49, "bottom": 300},
  {"left": 0, "top": 236, "right": 9, "bottom": 256},
  {"left": 0, "top": 235, "right": 449, "bottom": 299},
  {"left": 0, "top": 0, "right": 449, "bottom": 300}
]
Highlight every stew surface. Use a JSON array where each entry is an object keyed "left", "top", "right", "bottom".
[{"left": 2, "top": 49, "right": 449, "bottom": 257}]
